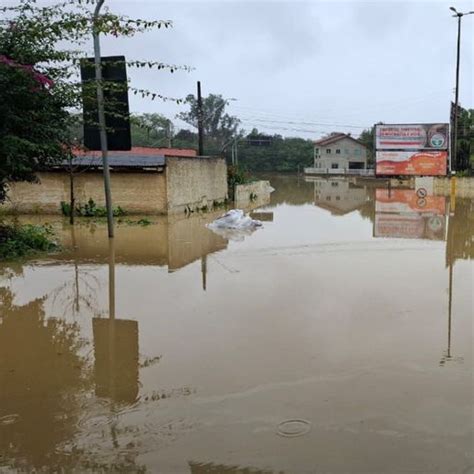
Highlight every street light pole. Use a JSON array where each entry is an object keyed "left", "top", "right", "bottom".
[
  {"left": 449, "top": 7, "right": 474, "bottom": 172},
  {"left": 93, "top": 0, "right": 114, "bottom": 238}
]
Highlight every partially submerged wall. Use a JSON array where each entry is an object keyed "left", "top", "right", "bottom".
[
  {"left": 165, "top": 156, "right": 228, "bottom": 213},
  {"left": 1, "top": 171, "right": 167, "bottom": 214},
  {"left": 234, "top": 180, "right": 274, "bottom": 208},
  {"left": 434, "top": 177, "right": 474, "bottom": 198}
]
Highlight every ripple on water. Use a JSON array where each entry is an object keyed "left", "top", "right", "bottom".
[
  {"left": 277, "top": 419, "right": 312, "bottom": 438},
  {"left": 0, "top": 414, "right": 20, "bottom": 426}
]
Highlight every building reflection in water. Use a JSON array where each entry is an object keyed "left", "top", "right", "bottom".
[
  {"left": 309, "top": 178, "right": 473, "bottom": 368},
  {"left": 309, "top": 177, "right": 371, "bottom": 215}
]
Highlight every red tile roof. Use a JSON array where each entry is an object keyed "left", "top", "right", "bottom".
[
  {"left": 314, "top": 133, "right": 366, "bottom": 148},
  {"left": 73, "top": 146, "right": 197, "bottom": 158}
]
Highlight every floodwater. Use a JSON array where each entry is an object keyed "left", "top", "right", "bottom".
[{"left": 0, "top": 175, "right": 472, "bottom": 474}]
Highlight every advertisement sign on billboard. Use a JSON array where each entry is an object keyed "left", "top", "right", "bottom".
[
  {"left": 375, "top": 124, "right": 449, "bottom": 150},
  {"left": 376, "top": 150, "right": 448, "bottom": 176},
  {"left": 375, "top": 123, "right": 449, "bottom": 176}
]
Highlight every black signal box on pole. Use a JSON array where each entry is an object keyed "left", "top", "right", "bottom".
[{"left": 80, "top": 55, "right": 131, "bottom": 151}]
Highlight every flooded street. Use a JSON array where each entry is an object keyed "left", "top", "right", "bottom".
[{"left": 0, "top": 175, "right": 472, "bottom": 473}]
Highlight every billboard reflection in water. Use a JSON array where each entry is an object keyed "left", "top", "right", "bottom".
[{"left": 374, "top": 189, "right": 447, "bottom": 241}]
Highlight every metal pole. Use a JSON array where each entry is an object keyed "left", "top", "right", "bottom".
[
  {"left": 93, "top": 0, "right": 114, "bottom": 238},
  {"left": 452, "top": 14, "right": 462, "bottom": 172},
  {"left": 197, "top": 81, "right": 204, "bottom": 156}
]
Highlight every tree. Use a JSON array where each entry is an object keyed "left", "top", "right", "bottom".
[
  {"left": 0, "top": 29, "right": 71, "bottom": 202},
  {"left": 0, "top": 0, "right": 187, "bottom": 204},
  {"left": 456, "top": 107, "right": 473, "bottom": 172},
  {"left": 233, "top": 129, "right": 313, "bottom": 172},
  {"left": 177, "top": 93, "right": 240, "bottom": 151},
  {"left": 131, "top": 113, "right": 174, "bottom": 147}
]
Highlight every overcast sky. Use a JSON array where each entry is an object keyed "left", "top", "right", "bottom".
[{"left": 17, "top": 0, "right": 474, "bottom": 138}]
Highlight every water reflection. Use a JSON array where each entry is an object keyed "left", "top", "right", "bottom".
[
  {"left": 0, "top": 288, "right": 89, "bottom": 471},
  {"left": 0, "top": 176, "right": 472, "bottom": 473},
  {"left": 189, "top": 461, "right": 284, "bottom": 473},
  {"left": 374, "top": 189, "right": 447, "bottom": 240},
  {"left": 55, "top": 213, "right": 228, "bottom": 273},
  {"left": 93, "top": 240, "right": 139, "bottom": 404},
  {"left": 311, "top": 177, "right": 370, "bottom": 215}
]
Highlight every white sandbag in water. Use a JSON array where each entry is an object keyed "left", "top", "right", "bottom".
[
  {"left": 208, "top": 209, "right": 262, "bottom": 229},
  {"left": 207, "top": 209, "right": 262, "bottom": 241}
]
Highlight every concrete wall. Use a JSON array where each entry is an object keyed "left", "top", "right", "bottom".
[
  {"left": 434, "top": 177, "right": 474, "bottom": 198},
  {"left": 0, "top": 157, "right": 228, "bottom": 215},
  {"left": 234, "top": 180, "right": 273, "bottom": 208},
  {"left": 165, "top": 156, "right": 228, "bottom": 214},
  {"left": 0, "top": 171, "right": 167, "bottom": 215}
]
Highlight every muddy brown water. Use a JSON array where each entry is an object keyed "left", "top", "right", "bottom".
[{"left": 0, "top": 175, "right": 472, "bottom": 473}]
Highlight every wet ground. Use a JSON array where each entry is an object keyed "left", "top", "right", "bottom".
[{"left": 0, "top": 175, "right": 472, "bottom": 474}]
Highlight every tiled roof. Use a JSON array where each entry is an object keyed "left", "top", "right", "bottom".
[
  {"left": 67, "top": 154, "right": 165, "bottom": 168},
  {"left": 73, "top": 147, "right": 197, "bottom": 158},
  {"left": 314, "top": 133, "right": 366, "bottom": 148}
]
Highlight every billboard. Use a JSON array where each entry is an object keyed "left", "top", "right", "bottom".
[
  {"left": 376, "top": 150, "right": 448, "bottom": 176},
  {"left": 375, "top": 123, "right": 449, "bottom": 176},
  {"left": 375, "top": 124, "right": 449, "bottom": 150}
]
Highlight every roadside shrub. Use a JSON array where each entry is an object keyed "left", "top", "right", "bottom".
[
  {"left": 60, "top": 199, "right": 126, "bottom": 218},
  {"left": 0, "top": 224, "right": 57, "bottom": 260}
]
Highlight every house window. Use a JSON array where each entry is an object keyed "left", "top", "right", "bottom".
[
  {"left": 336, "top": 149, "right": 341, "bottom": 154},
  {"left": 331, "top": 182, "right": 339, "bottom": 187},
  {"left": 315, "top": 147, "right": 320, "bottom": 156},
  {"left": 331, "top": 163, "right": 339, "bottom": 169},
  {"left": 326, "top": 149, "right": 331, "bottom": 154},
  {"left": 336, "top": 196, "right": 341, "bottom": 201},
  {"left": 354, "top": 148, "right": 361, "bottom": 156}
]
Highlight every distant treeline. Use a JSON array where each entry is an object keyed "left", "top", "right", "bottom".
[
  {"left": 76, "top": 93, "right": 473, "bottom": 173},
  {"left": 133, "top": 126, "right": 315, "bottom": 172}
]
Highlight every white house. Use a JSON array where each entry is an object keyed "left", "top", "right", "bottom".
[{"left": 313, "top": 133, "right": 368, "bottom": 172}]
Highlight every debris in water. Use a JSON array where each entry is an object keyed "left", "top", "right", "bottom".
[{"left": 207, "top": 209, "right": 262, "bottom": 241}]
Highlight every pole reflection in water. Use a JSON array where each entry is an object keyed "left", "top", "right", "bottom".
[
  {"left": 92, "top": 238, "right": 139, "bottom": 404},
  {"left": 201, "top": 255, "right": 207, "bottom": 291},
  {"left": 371, "top": 187, "right": 473, "bottom": 366}
]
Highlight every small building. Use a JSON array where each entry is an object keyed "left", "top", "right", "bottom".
[
  {"left": 312, "top": 133, "right": 368, "bottom": 172},
  {"left": 1, "top": 147, "right": 228, "bottom": 215}
]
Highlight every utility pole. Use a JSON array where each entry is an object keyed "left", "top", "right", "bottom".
[
  {"left": 93, "top": 0, "right": 114, "bottom": 238},
  {"left": 197, "top": 81, "right": 204, "bottom": 156},
  {"left": 449, "top": 6, "right": 474, "bottom": 172}
]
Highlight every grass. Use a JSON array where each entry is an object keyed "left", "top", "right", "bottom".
[
  {"left": 0, "top": 223, "right": 58, "bottom": 260},
  {"left": 61, "top": 198, "right": 126, "bottom": 218}
]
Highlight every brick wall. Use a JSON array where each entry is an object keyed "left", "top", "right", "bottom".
[{"left": 1, "top": 171, "right": 167, "bottom": 214}]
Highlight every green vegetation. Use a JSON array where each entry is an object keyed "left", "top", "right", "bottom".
[
  {"left": 1, "top": 0, "right": 185, "bottom": 205},
  {"left": 457, "top": 107, "right": 474, "bottom": 172},
  {"left": 61, "top": 199, "right": 126, "bottom": 218},
  {"left": 0, "top": 223, "right": 57, "bottom": 260}
]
